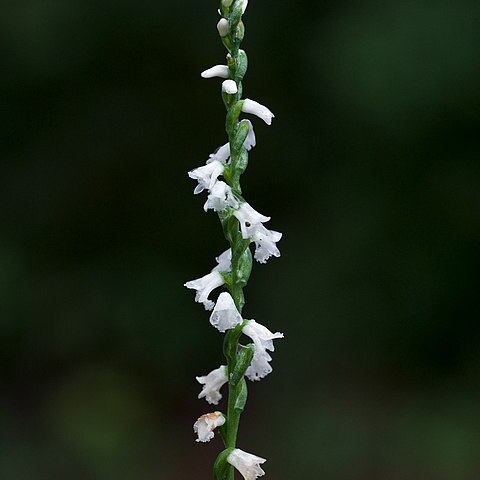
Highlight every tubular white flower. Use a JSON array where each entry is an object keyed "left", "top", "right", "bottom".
[
  {"left": 243, "top": 319, "right": 284, "bottom": 381},
  {"left": 222, "top": 79, "right": 238, "bottom": 94},
  {"left": 242, "top": 99, "right": 275, "bottom": 125},
  {"left": 233, "top": 202, "right": 270, "bottom": 239},
  {"left": 204, "top": 181, "right": 239, "bottom": 212},
  {"left": 196, "top": 365, "right": 228, "bottom": 405},
  {"left": 207, "top": 143, "right": 231, "bottom": 164},
  {"left": 193, "top": 411, "right": 226, "bottom": 442},
  {"left": 250, "top": 224, "right": 282, "bottom": 263},
  {"left": 210, "top": 292, "right": 243, "bottom": 332},
  {"left": 227, "top": 448, "right": 266, "bottom": 480},
  {"left": 184, "top": 270, "right": 225, "bottom": 310},
  {"left": 201, "top": 65, "right": 229, "bottom": 79},
  {"left": 212, "top": 248, "right": 232, "bottom": 272},
  {"left": 188, "top": 160, "right": 224, "bottom": 194},
  {"left": 217, "top": 18, "right": 230, "bottom": 37}
]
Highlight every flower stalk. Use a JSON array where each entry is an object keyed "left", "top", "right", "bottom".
[{"left": 186, "top": 1, "right": 283, "bottom": 479}]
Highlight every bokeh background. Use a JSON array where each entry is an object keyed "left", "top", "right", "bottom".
[{"left": 1, "top": 0, "right": 479, "bottom": 479}]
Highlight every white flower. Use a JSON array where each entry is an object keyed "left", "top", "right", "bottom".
[
  {"left": 185, "top": 270, "right": 225, "bottom": 310},
  {"left": 212, "top": 249, "right": 232, "bottom": 272},
  {"left": 193, "top": 412, "right": 226, "bottom": 442},
  {"left": 242, "top": 319, "right": 284, "bottom": 381},
  {"left": 207, "top": 143, "right": 231, "bottom": 164},
  {"left": 233, "top": 202, "right": 270, "bottom": 239},
  {"left": 217, "top": 18, "right": 230, "bottom": 37},
  {"left": 196, "top": 365, "right": 228, "bottom": 405},
  {"left": 222, "top": 79, "right": 238, "bottom": 94},
  {"left": 250, "top": 224, "right": 282, "bottom": 263},
  {"left": 204, "top": 181, "right": 239, "bottom": 212},
  {"left": 227, "top": 448, "right": 266, "bottom": 480},
  {"left": 188, "top": 160, "right": 224, "bottom": 194},
  {"left": 242, "top": 99, "right": 274, "bottom": 125},
  {"left": 201, "top": 65, "right": 229, "bottom": 79},
  {"left": 210, "top": 292, "right": 243, "bottom": 332}
]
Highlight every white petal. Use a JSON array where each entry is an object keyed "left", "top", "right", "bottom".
[
  {"left": 184, "top": 271, "right": 225, "bottom": 310},
  {"left": 207, "top": 143, "right": 231, "bottom": 164},
  {"left": 188, "top": 160, "right": 224, "bottom": 194},
  {"left": 233, "top": 203, "right": 270, "bottom": 239},
  {"left": 227, "top": 448, "right": 266, "bottom": 480},
  {"left": 203, "top": 181, "right": 239, "bottom": 212},
  {"left": 222, "top": 79, "right": 238, "bottom": 94},
  {"left": 210, "top": 292, "right": 243, "bottom": 332},
  {"left": 201, "top": 65, "right": 229, "bottom": 79},
  {"left": 251, "top": 225, "right": 282, "bottom": 263},
  {"left": 193, "top": 412, "right": 226, "bottom": 442},
  {"left": 196, "top": 365, "right": 228, "bottom": 405},
  {"left": 212, "top": 249, "right": 232, "bottom": 273},
  {"left": 242, "top": 99, "right": 274, "bottom": 125}
]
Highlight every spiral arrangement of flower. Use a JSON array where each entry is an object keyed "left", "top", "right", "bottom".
[{"left": 185, "top": 1, "right": 284, "bottom": 478}]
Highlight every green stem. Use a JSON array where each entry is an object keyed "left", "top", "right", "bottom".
[{"left": 217, "top": 2, "right": 252, "bottom": 478}]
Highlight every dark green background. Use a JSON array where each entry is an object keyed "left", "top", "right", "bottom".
[{"left": 1, "top": 1, "right": 479, "bottom": 479}]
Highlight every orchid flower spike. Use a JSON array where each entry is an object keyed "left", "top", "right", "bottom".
[
  {"left": 210, "top": 292, "right": 243, "bottom": 332},
  {"left": 242, "top": 99, "right": 274, "bottom": 125},
  {"left": 188, "top": 160, "right": 224, "bottom": 194},
  {"left": 227, "top": 448, "right": 266, "bottom": 480},
  {"left": 193, "top": 412, "right": 226, "bottom": 442},
  {"left": 203, "top": 180, "right": 239, "bottom": 212},
  {"left": 196, "top": 365, "right": 228, "bottom": 405},
  {"left": 201, "top": 65, "right": 229, "bottom": 79},
  {"left": 242, "top": 319, "right": 284, "bottom": 381}
]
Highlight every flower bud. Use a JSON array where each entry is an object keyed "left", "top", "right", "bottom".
[
  {"left": 222, "top": 79, "right": 238, "bottom": 95},
  {"left": 217, "top": 18, "right": 230, "bottom": 37}
]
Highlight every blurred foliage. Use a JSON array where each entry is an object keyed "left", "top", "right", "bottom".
[{"left": 1, "top": 0, "right": 479, "bottom": 479}]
